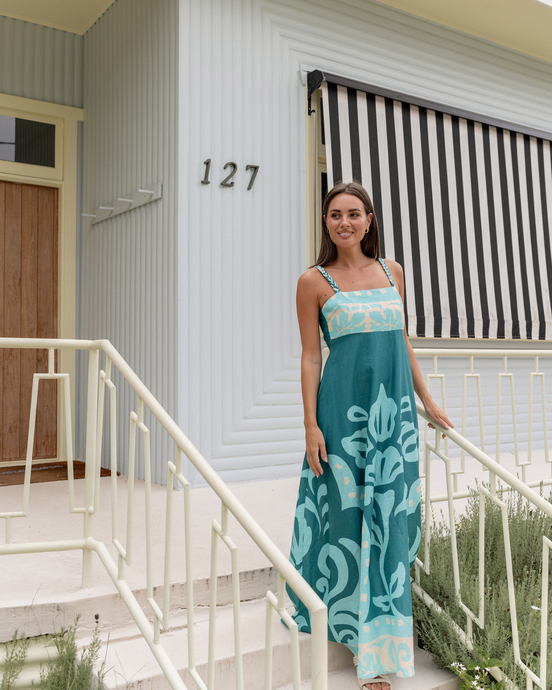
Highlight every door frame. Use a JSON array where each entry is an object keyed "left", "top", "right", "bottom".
[{"left": 0, "top": 93, "right": 84, "bottom": 465}]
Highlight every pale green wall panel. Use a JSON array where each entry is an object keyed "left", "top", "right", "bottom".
[{"left": 0, "top": 16, "right": 83, "bottom": 107}]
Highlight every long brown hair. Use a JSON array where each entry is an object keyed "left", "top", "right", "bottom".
[{"left": 315, "top": 182, "right": 381, "bottom": 266}]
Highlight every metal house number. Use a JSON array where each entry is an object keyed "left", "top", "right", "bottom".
[
  {"left": 220, "top": 162, "right": 237, "bottom": 187},
  {"left": 201, "top": 159, "right": 260, "bottom": 190}
]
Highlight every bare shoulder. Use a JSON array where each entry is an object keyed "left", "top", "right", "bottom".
[
  {"left": 381, "top": 258, "right": 403, "bottom": 280},
  {"left": 381, "top": 257, "right": 403, "bottom": 273},
  {"left": 297, "top": 267, "right": 323, "bottom": 293},
  {"left": 381, "top": 258, "right": 405, "bottom": 297}
]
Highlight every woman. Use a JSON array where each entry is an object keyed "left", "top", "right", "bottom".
[{"left": 288, "top": 182, "right": 452, "bottom": 690}]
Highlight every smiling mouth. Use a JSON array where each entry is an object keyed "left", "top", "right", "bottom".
[{"left": 337, "top": 231, "right": 353, "bottom": 237}]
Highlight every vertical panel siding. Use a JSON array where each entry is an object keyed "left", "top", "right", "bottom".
[
  {"left": 0, "top": 16, "right": 83, "bottom": 108},
  {"left": 179, "top": 0, "right": 307, "bottom": 486},
  {"left": 81, "top": 0, "right": 178, "bottom": 485},
  {"left": 178, "top": 0, "right": 552, "bottom": 486}
]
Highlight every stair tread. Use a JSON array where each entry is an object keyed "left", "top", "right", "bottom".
[
  {"left": 100, "top": 599, "right": 293, "bottom": 673},
  {"left": 97, "top": 601, "right": 457, "bottom": 690},
  {"left": 275, "top": 649, "right": 458, "bottom": 690},
  {"left": 97, "top": 599, "right": 352, "bottom": 689}
]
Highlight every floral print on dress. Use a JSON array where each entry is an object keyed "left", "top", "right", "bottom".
[
  {"left": 288, "top": 384, "right": 420, "bottom": 679},
  {"left": 323, "top": 291, "right": 404, "bottom": 340}
]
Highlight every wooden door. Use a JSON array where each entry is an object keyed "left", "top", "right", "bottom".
[{"left": 0, "top": 181, "right": 58, "bottom": 463}]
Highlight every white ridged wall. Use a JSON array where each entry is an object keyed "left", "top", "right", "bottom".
[
  {"left": 178, "top": 0, "right": 552, "bottom": 485},
  {"left": 0, "top": 16, "right": 83, "bottom": 107},
  {"left": 81, "top": 0, "right": 178, "bottom": 485}
]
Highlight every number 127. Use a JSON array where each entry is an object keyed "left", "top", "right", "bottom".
[{"left": 201, "top": 160, "right": 260, "bottom": 190}]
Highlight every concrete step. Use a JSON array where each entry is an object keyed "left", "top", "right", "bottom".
[
  {"left": 2, "top": 565, "right": 278, "bottom": 642},
  {"left": 95, "top": 599, "right": 353, "bottom": 690},
  {"left": 275, "top": 649, "right": 458, "bottom": 690},
  {"left": 0, "top": 476, "right": 303, "bottom": 644},
  {"left": 93, "top": 600, "right": 457, "bottom": 690}
]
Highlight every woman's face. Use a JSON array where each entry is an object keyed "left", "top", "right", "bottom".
[{"left": 324, "top": 193, "right": 372, "bottom": 249}]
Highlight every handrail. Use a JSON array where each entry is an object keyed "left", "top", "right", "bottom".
[
  {"left": 0, "top": 337, "right": 324, "bottom": 611},
  {"left": 412, "top": 348, "right": 552, "bottom": 357},
  {"left": 415, "top": 401, "right": 551, "bottom": 690},
  {"left": 95, "top": 339, "right": 326, "bottom": 616},
  {"left": 0, "top": 337, "right": 328, "bottom": 690},
  {"left": 0, "top": 338, "right": 94, "bottom": 349},
  {"left": 416, "top": 404, "right": 552, "bottom": 518},
  {"left": 2, "top": 338, "right": 551, "bottom": 690}
]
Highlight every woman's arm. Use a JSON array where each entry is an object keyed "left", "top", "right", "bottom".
[
  {"left": 390, "top": 260, "right": 454, "bottom": 431},
  {"left": 296, "top": 270, "right": 328, "bottom": 477}
]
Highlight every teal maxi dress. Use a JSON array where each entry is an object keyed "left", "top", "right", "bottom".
[{"left": 288, "top": 259, "right": 421, "bottom": 681}]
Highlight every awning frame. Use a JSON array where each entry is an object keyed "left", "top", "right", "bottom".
[{"left": 307, "top": 69, "right": 552, "bottom": 143}]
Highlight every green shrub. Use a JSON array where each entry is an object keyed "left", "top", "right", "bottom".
[
  {"left": 36, "top": 616, "right": 107, "bottom": 690},
  {"left": 0, "top": 617, "right": 107, "bottom": 690},
  {"left": 412, "top": 488, "right": 552, "bottom": 689},
  {"left": 1, "top": 631, "right": 30, "bottom": 690}
]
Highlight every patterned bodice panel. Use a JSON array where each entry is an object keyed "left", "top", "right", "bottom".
[{"left": 320, "top": 287, "right": 405, "bottom": 341}]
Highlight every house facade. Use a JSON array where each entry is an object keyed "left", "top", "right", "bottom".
[{"left": 1, "top": 0, "right": 552, "bottom": 486}]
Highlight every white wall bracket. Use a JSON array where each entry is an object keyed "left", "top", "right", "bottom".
[{"left": 83, "top": 182, "right": 163, "bottom": 224}]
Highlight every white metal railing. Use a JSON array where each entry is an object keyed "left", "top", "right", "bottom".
[
  {"left": 413, "top": 348, "right": 552, "bottom": 494},
  {"left": 0, "top": 338, "right": 328, "bottom": 690},
  {"left": 2, "top": 340, "right": 551, "bottom": 690},
  {"left": 412, "top": 348, "right": 552, "bottom": 690}
]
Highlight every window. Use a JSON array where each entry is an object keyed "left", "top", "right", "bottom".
[
  {"left": 0, "top": 114, "right": 56, "bottom": 168},
  {"left": 0, "top": 109, "right": 62, "bottom": 181}
]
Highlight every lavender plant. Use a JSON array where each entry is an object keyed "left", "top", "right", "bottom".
[{"left": 412, "top": 488, "right": 552, "bottom": 689}]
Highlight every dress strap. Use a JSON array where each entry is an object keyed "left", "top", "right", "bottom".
[
  {"left": 378, "top": 258, "right": 395, "bottom": 288},
  {"left": 315, "top": 265, "right": 340, "bottom": 293}
]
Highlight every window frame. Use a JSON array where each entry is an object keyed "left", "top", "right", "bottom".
[{"left": 0, "top": 107, "right": 63, "bottom": 182}]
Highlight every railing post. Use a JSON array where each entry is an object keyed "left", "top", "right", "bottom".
[
  {"left": 310, "top": 605, "right": 328, "bottom": 690},
  {"left": 82, "top": 347, "right": 99, "bottom": 588}
]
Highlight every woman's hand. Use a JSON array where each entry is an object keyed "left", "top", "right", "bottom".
[
  {"left": 305, "top": 424, "right": 328, "bottom": 478},
  {"left": 423, "top": 398, "right": 454, "bottom": 437}
]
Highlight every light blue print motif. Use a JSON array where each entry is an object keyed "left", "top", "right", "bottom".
[
  {"left": 333, "top": 308, "right": 367, "bottom": 338},
  {"left": 288, "top": 268, "right": 420, "bottom": 680},
  {"left": 321, "top": 289, "right": 405, "bottom": 340},
  {"left": 368, "top": 303, "right": 404, "bottom": 331},
  {"left": 369, "top": 385, "right": 397, "bottom": 443}
]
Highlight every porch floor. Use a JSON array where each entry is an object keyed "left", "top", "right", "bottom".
[
  {"left": 0, "top": 473, "right": 300, "bottom": 630},
  {"left": 0, "top": 448, "right": 546, "bottom": 640}
]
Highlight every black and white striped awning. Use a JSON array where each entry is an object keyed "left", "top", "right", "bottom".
[{"left": 314, "top": 71, "right": 552, "bottom": 340}]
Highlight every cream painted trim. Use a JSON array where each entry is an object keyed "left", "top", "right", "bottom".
[
  {"left": 0, "top": 0, "right": 116, "bottom": 36},
  {"left": 0, "top": 93, "right": 83, "bottom": 121},
  {"left": 305, "top": 89, "right": 327, "bottom": 268},
  {"left": 0, "top": 92, "right": 79, "bottom": 463},
  {"left": 305, "top": 86, "right": 315, "bottom": 268},
  {"left": 58, "top": 117, "right": 78, "bottom": 461},
  {"left": 0, "top": 172, "right": 62, "bottom": 187}
]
